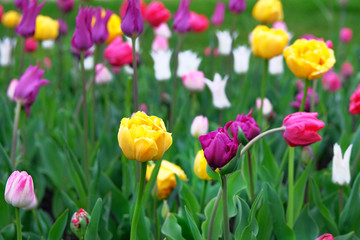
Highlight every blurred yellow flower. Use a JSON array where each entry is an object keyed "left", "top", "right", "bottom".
[
  {"left": 146, "top": 160, "right": 187, "bottom": 200},
  {"left": 118, "top": 111, "right": 172, "bottom": 162},
  {"left": 106, "top": 14, "right": 122, "bottom": 44},
  {"left": 34, "top": 15, "right": 59, "bottom": 40},
  {"left": 251, "top": 25, "right": 288, "bottom": 60},
  {"left": 2, "top": 11, "right": 21, "bottom": 29},
  {"left": 194, "top": 150, "right": 212, "bottom": 181},
  {"left": 283, "top": 39, "right": 336, "bottom": 80},
  {"left": 252, "top": 0, "right": 283, "bottom": 24}
]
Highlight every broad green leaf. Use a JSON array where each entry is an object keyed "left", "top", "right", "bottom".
[
  {"left": 178, "top": 178, "right": 200, "bottom": 224},
  {"left": 293, "top": 206, "right": 319, "bottom": 240},
  {"left": 227, "top": 171, "right": 247, "bottom": 217},
  {"left": 206, "top": 165, "right": 221, "bottom": 183},
  {"left": 335, "top": 231, "right": 356, "bottom": 240},
  {"left": 99, "top": 193, "right": 113, "bottom": 240},
  {"left": 256, "top": 200, "right": 273, "bottom": 240},
  {"left": 0, "top": 223, "right": 15, "bottom": 240},
  {"left": 240, "top": 191, "right": 263, "bottom": 240},
  {"left": 48, "top": 209, "right": 69, "bottom": 240},
  {"left": 259, "top": 140, "right": 279, "bottom": 186},
  {"left": 234, "top": 197, "right": 250, "bottom": 239},
  {"left": 161, "top": 214, "right": 185, "bottom": 240},
  {"left": 85, "top": 198, "right": 103, "bottom": 240},
  {"left": 184, "top": 206, "right": 203, "bottom": 240},
  {"left": 201, "top": 193, "right": 223, "bottom": 240}
]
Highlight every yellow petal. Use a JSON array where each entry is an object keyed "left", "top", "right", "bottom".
[
  {"left": 134, "top": 137, "right": 158, "bottom": 162},
  {"left": 118, "top": 126, "right": 135, "bottom": 160}
]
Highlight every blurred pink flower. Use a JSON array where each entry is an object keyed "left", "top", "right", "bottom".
[
  {"left": 152, "top": 36, "right": 169, "bottom": 52},
  {"left": 182, "top": 70, "right": 205, "bottom": 92},
  {"left": 25, "top": 38, "right": 38, "bottom": 52},
  {"left": 95, "top": 63, "right": 112, "bottom": 85},
  {"left": 211, "top": 1, "right": 225, "bottom": 26},
  {"left": 204, "top": 47, "right": 211, "bottom": 56},
  {"left": 104, "top": 37, "right": 133, "bottom": 67},
  {"left": 341, "top": 62, "right": 354, "bottom": 79},
  {"left": 43, "top": 57, "right": 52, "bottom": 68},
  {"left": 316, "top": 233, "right": 334, "bottom": 240},
  {"left": 190, "top": 12, "right": 209, "bottom": 33},
  {"left": 322, "top": 70, "right": 341, "bottom": 92},
  {"left": 340, "top": 28, "right": 352, "bottom": 43},
  {"left": 349, "top": 84, "right": 360, "bottom": 114}
]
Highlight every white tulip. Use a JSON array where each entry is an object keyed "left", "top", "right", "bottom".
[
  {"left": 233, "top": 45, "right": 251, "bottom": 74},
  {"left": 177, "top": 50, "right": 201, "bottom": 77},
  {"left": 205, "top": 73, "right": 231, "bottom": 109},
  {"left": 41, "top": 40, "right": 55, "bottom": 49},
  {"left": 268, "top": 55, "right": 284, "bottom": 75},
  {"left": 332, "top": 143, "right": 352, "bottom": 185},
  {"left": 216, "top": 30, "right": 235, "bottom": 55},
  {"left": 0, "top": 38, "right": 17, "bottom": 66},
  {"left": 151, "top": 49, "right": 172, "bottom": 81},
  {"left": 154, "top": 23, "right": 172, "bottom": 39}
]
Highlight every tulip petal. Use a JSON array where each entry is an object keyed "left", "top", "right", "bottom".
[
  {"left": 118, "top": 126, "right": 135, "bottom": 160},
  {"left": 134, "top": 137, "right": 158, "bottom": 162}
]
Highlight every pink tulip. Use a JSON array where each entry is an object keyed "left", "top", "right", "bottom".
[
  {"left": 191, "top": 115, "right": 209, "bottom": 138},
  {"left": 316, "top": 233, "right": 334, "bottom": 240},
  {"left": 104, "top": 37, "right": 133, "bottom": 67},
  {"left": 152, "top": 36, "right": 169, "bottom": 51},
  {"left": 5, "top": 171, "right": 37, "bottom": 209},
  {"left": 182, "top": 70, "right": 205, "bottom": 92},
  {"left": 95, "top": 63, "right": 112, "bottom": 85},
  {"left": 190, "top": 12, "right": 209, "bottom": 33},
  {"left": 43, "top": 57, "right": 52, "bottom": 68},
  {"left": 322, "top": 70, "right": 341, "bottom": 92},
  {"left": 340, "top": 28, "right": 352, "bottom": 43},
  {"left": 204, "top": 47, "right": 211, "bottom": 56},
  {"left": 349, "top": 84, "right": 360, "bottom": 114},
  {"left": 25, "top": 38, "right": 38, "bottom": 53},
  {"left": 341, "top": 62, "right": 354, "bottom": 79}
]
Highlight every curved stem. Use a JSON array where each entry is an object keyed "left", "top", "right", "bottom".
[
  {"left": 130, "top": 162, "right": 147, "bottom": 240},
  {"left": 287, "top": 147, "right": 295, "bottom": 228},
  {"left": 208, "top": 188, "right": 222, "bottom": 240},
  {"left": 131, "top": 37, "right": 139, "bottom": 111},
  {"left": 299, "top": 79, "right": 310, "bottom": 112},
  {"left": 16, "top": 208, "right": 22, "bottom": 240},
  {"left": 10, "top": 102, "right": 22, "bottom": 169},
  {"left": 222, "top": 175, "right": 230, "bottom": 240}
]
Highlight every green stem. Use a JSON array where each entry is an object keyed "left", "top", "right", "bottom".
[
  {"left": 200, "top": 180, "right": 208, "bottom": 213},
  {"left": 19, "top": 37, "right": 25, "bottom": 76},
  {"left": 227, "top": 14, "right": 237, "bottom": 79},
  {"left": 310, "top": 80, "right": 317, "bottom": 112},
  {"left": 208, "top": 188, "right": 222, "bottom": 240},
  {"left": 10, "top": 102, "right": 22, "bottom": 169},
  {"left": 16, "top": 208, "right": 22, "bottom": 240},
  {"left": 154, "top": 198, "right": 159, "bottom": 240},
  {"left": 299, "top": 80, "right": 310, "bottom": 112},
  {"left": 339, "top": 186, "right": 343, "bottom": 216},
  {"left": 221, "top": 175, "right": 230, "bottom": 240},
  {"left": 287, "top": 147, "right": 295, "bottom": 228},
  {"left": 125, "top": 77, "right": 132, "bottom": 116},
  {"left": 130, "top": 162, "right": 147, "bottom": 240},
  {"left": 143, "top": 159, "right": 163, "bottom": 205},
  {"left": 258, "top": 59, "right": 269, "bottom": 126},
  {"left": 247, "top": 150, "right": 255, "bottom": 203},
  {"left": 90, "top": 44, "right": 101, "bottom": 145},
  {"left": 131, "top": 37, "right": 139, "bottom": 111}
]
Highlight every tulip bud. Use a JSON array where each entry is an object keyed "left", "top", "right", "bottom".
[
  {"left": 173, "top": 0, "right": 191, "bottom": 33},
  {"left": 182, "top": 70, "right": 205, "bottom": 92},
  {"left": 144, "top": 1, "right": 171, "bottom": 27},
  {"left": 70, "top": 209, "right": 91, "bottom": 239},
  {"left": 301, "top": 146, "right": 313, "bottom": 166},
  {"left": 121, "top": 0, "right": 144, "bottom": 38},
  {"left": 316, "top": 233, "right": 335, "bottom": 240},
  {"left": 194, "top": 150, "right": 212, "bottom": 180},
  {"left": 211, "top": 1, "right": 225, "bottom": 26},
  {"left": 229, "top": 0, "right": 246, "bottom": 14},
  {"left": 191, "top": 115, "right": 209, "bottom": 138},
  {"left": 322, "top": 70, "right": 341, "bottom": 92},
  {"left": 25, "top": 38, "right": 38, "bottom": 53},
  {"left": 341, "top": 62, "right": 354, "bottom": 79},
  {"left": 225, "top": 109, "right": 260, "bottom": 143},
  {"left": 57, "top": 0, "right": 74, "bottom": 14},
  {"left": 339, "top": 27, "right": 352, "bottom": 43},
  {"left": 161, "top": 200, "right": 170, "bottom": 219}
]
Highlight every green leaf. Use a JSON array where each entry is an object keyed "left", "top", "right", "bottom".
[
  {"left": 334, "top": 231, "right": 356, "bottom": 240},
  {"left": 206, "top": 164, "right": 221, "bottom": 183},
  {"left": 178, "top": 179, "right": 200, "bottom": 224},
  {"left": 85, "top": 198, "right": 103, "bottom": 240},
  {"left": 98, "top": 193, "right": 113, "bottom": 240},
  {"left": 48, "top": 209, "right": 69, "bottom": 240},
  {"left": 161, "top": 214, "right": 185, "bottom": 240},
  {"left": 234, "top": 197, "right": 250, "bottom": 239},
  {"left": 259, "top": 140, "right": 279, "bottom": 186},
  {"left": 184, "top": 206, "right": 203, "bottom": 240},
  {"left": 227, "top": 171, "right": 247, "bottom": 217},
  {"left": 240, "top": 191, "right": 263, "bottom": 240},
  {"left": 256, "top": 200, "right": 273, "bottom": 240},
  {"left": 293, "top": 206, "right": 319, "bottom": 240},
  {"left": 201, "top": 193, "right": 223, "bottom": 240},
  {"left": 0, "top": 144, "right": 13, "bottom": 173}
]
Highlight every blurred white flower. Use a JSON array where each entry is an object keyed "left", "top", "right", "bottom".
[
  {"left": 216, "top": 30, "right": 235, "bottom": 55},
  {"left": 233, "top": 45, "right": 251, "bottom": 74},
  {"left": 154, "top": 23, "right": 172, "bottom": 39},
  {"left": 177, "top": 50, "right": 201, "bottom": 77},
  {"left": 7, "top": 79, "right": 18, "bottom": 101},
  {"left": 95, "top": 63, "right": 112, "bottom": 85},
  {"left": 332, "top": 143, "right": 352, "bottom": 186},
  {"left": 151, "top": 49, "right": 172, "bottom": 81},
  {"left": 205, "top": 73, "right": 231, "bottom": 109},
  {"left": 0, "top": 38, "right": 17, "bottom": 66},
  {"left": 256, "top": 97, "right": 273, "bottom": 117},
  {"left": 84, "top": 56, "right": 94, "bottom": 71},
  {"left": 268, "top": 55, "right": 284, "bottom": 75},
  {"left": 124, "top": 65, "right": 134, "bottom": 75},
  {"left": 125, "top": 36, "right": 140, "bottom": 53},
  {"left": 41, "top": 40, "right": 55, "bottom": 49}
]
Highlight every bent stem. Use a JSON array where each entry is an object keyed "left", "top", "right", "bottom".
[
  {"left": 300, "top": 79, "right": 310, "bottom": 112},
  {"left": 131, "top": 37, "right": 139, "bottom": 111},
  {"left": 10, "top": 102, "right": 22, "bottom": 169},
  {"left": 287, "top": 147, "right": 295, "bottom": 228},
  {"left": 208, "top": 188, "right": 222, "bottom": 240},
  {"left": 258, "top": 59, "right": 269, "bottom": 126},
  {"left": 222, "top": 175, "right": 230, "bottom": 240},
  {"left": 130, "top": 162, "right": 147, "bottom": 240},
  {"left": 16, "top": 207, "right": 22, "bottom": 240}
]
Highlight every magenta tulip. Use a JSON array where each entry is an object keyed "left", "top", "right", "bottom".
[
  {"left": 71, "top": 6, "right": 93, "bottom": 52},
  {"left": 211, "top": 1, "right": 225, "bottom": 26},
  {"left": 121, "top": 0, "right": 144, "bottom": 38},
  {"left": 225, "top": 109, "right": 260, "bottom": 143},
  {"left": 16, "top": 0, "right": 45, "bottom": 38},
  {"left": 173, "top": 0, "right": 191, "bottom": 33},
  {"left": 92, "top": 8, "right": 112, "bottom": 44},
  {"left": 228, "top": 0, "right": 246, "bottom": 14},
  {"left": 57, "top": 0, "right": 74, "bottom": 14}
]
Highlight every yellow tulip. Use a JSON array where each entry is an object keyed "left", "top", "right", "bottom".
[
  {"left": 34, "top": 15, "right": 59, "bottom": 40},
  {"left": 252, "top": 0, "right": 283, "bottom": 24},
  {"left": 2, "top": 11, "right": 21, "bottom": 29},
  {"left": 283, "top": 39, "right": 336, "bottom": 80},
  {"left": 194, "top": 150, "right": 212, "bottom": 181},
  {"left": 251, "top": 25, "right": 288, "bottom": 60},
  {"left": 146, "top": 160, "right": 187, "bottom": 200},
  {"left": 106, "top": 14, "right": 122, "bottom": 44},
  {"left": 118, "top": 111, "right": 172, "bottom": 162}
]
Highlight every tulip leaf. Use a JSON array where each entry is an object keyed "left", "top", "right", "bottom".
[
  {"left": 184, "top": 206, "right": 203, "bottom": 240},
  {"left": 59, "top": 191, "right": 79, "bottom": 214},
  {"left": 178, "top": 178, "right": 200, "bottom": 223},
  {"left": 219, "top": 145, "right": 243, "bottom": 175},
  {"left": 256, "top": 199, "right": 273, "bottom": 240},
  {"left": 227, "top": 170, "right": 247, "bottom": 217},
  {"left": 201, "top": 193, "right": 223, "bottom": 240},
  {"left": 334, "top": 231, "right": 357, "bottom": 240},
  {"left": 239, "top": 191, "right": 263, "bottom": 240},
  {"left": 234, "top": 196, "right": 250, "bottom": 239},
  {"left": 99, "top": 193, "right": 113, "bottom": 240},
  {"left": 0, "top": 223, "right": 16, "bottom": 240},
  {"left": 259, "top": 140, "right": 279, "bottom": 186},
  {"left": 161, "top": 214, "right": 185, "bottom": 240},
  {"left": 48, "top": 209, "right": 69, "bottom": 240},
  {"left": 0, "top": 144, "right": 13, "bottom": 173},
  {"left": 206, "top": 164, "right": 221, "bottom": 183},
  {"left": 293, "top": 206, "right": 319, "bottom": 240},
  {"left": 85, "top": 198, "right": 103, "bottom": 240}
]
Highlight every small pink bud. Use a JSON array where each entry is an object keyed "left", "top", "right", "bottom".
[
  {"left": 191, "top": 115, "right": 209, "bottom": 138},
  {"left": 139, "top": 103, "right": 148, "bottom": 113},
  {"left": 182, "top": 70, "right": 205, "bottom": 92},
  {"left": 213, "top": 48, "right": 219, "bottom": 57},
  {"left": 341, "top": 62, "right": 354, "bottom": 79},
  {"left": 325, "top": 40, "right": 333, "bottom": 49},
  {"left": 204, "top": 47, "right": 211, "bottom": 56},
  {"left": 322, "top": 70, "right": 341, "bottom": 92},
  {"left": 152, "top": 36, "right": 169, "bottom": 52},
  {"left": 70, "top": 208, "right": 91, "bottom": 239},
  {"left": 340, "top": 28, "right": 352, "bottom": 43},
  {"left": 43, "top": 57, "right": 52, "bottom": 69},
  {"left": 95, "top": 63, "right": 112, "bottom": 85},
  {"left": 25, "top": 38, "right": 38, "bottom": 53},
  {"left": 316, "top": 233, "right": 334, "bottom": 240}
]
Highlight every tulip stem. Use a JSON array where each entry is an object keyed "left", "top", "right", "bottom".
[
  {"left": 130, "top": 162, "right": 147, "bottom": 240},
  {"left": 300, "top": 79, "right": 310, "bottom": 112},
  {"left": 200, "top": 180, "right": 208, "bottom": 213},
  {"left": 287, "top": 147, "right": 295, "bottom": 228},
  {"left": 208, "top": 188, "right": 222, "bottom": 240},
  {"left": 131, "top": 37, "right": 139, "bottom": 111},
  {"left": 310, "top": 80, "right": 317, "bottom": 112},
  {"left": 10, "top": 102, "right": 22, "bottom": 169},
  {"left": 16, "top": 207, "right": 22, "bottom": 240},
  {"left": 339, "top": 186, "right": 343, "bottom": 216},
  {"left": 221, "top": 175, "right": 230, "bottom": 240},
  {"left": 258, "top": 59, "right": 269, "bottom": 126},
  {"left": 19, "top": 37, "right": 25, "bottom": 76},
  {"left": 247, "top": 150, "right": 255, "bottom": 203},
  {"left": 143, "top": 159, "right": 163, "bottom": 205}
]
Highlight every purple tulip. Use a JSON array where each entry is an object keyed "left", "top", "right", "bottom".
[
  {"left": 15, "top": 0, "right": 27, "bottom": 10},
  {"left": 173, "top": 0, "right": 191, "bottom": 33},
  {"left": 16, "top": 0, "right": 45, "bottom": 38},
  {"left": 121, "top": 0, "right": 144, "bottom": 38},
  {"left": 211, "top": 2, "right": 225, "bottom": 26},
  {"left": 199, "top": 128, "right": 238, "bottom": 170},
  {"left": 57, "top": 0, "right": 74, "bottom": 14},
  {"left": 92, "top": 8, "right": 112, "bottom": 44},
  {"left": 71, "top": 6, "right": 93, "bottom": 52},
  {"left": 9, "top": 65, "right": 50, "bottom": 116},
  {"left": 58, "top": 19, "right": 68, "bottom": 36},
  {"left": 228, "top": 0, "right": 246, "bottom": 14},
  {"left": 225, "top": 109, "right": 260, "bottom": 143}
]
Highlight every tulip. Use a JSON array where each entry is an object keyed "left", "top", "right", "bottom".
[
  {"left": 151, "top": 49, "right": 172, "bottom": 81},
  {"left": 194, "top": 150, "right": 212, "bottom": 180},
  {"left": 233, "top": 45, "right": 251, "bottom": 74},
  {"left": 119, "top": 0, "right": 147, "bottom": 18},
  {"left": 211, "top": 1, "right": 225, "bottom": 26},
  {"left": 8, "top": 65, "right": 50, "bottom": 116},
  {"left": 118, "top": 111, "right": 172, "bottom": 162},
  {"left": 15, "top": 0, "right": 26, "bottom": 10},
  {"left": 229, "top": 0, "right": 246, "bottom": 14},
  {"left": 199, "top": 127, "right": 238, "bottom": 170},
  {"left": 121, "top": 0, "right": 143, "bottom": 38},
  {"left": 106, "top": 14, "right": 122, "bottom": 44},
  {"left": 144, "top": 1, "right": 171, "bottom": 27},
  {"left": 58, "top": 19, "right": 68, "bottom": 36},
  {"left": 182, "top": 70, "right": 205, "bottom": 92},
  {"left": 173, "top": 0, "right": 191, "bottom": 33},
  {"left": 34, "top": 15, "right": 59, "bottom": 40},
  {"left": 0, "top": 38, "right": 16, "bottom": 66},
  {"left": 72, "top": 6, "right": 93, "bottom": 52},
  {"left": 0, "top": 5, "right": 3, "bottom": 21},
  {"left": 252, "top": 0, "right": 283, "bottom": 24},
  {"left": 41, "top": 40, "right": 55, "bottom": 49},
  {"left": 291, "top": 88, "right": 318, "bottom": 112},
  {"left": 154, "top": 22, "right": 172, "bottom": 38},
  {"left": 256, "top": 97, "right": 273, "bottom": 117},
  {"left": 83, "top": 56, "right": 94, "bottom": 71},
  {"left": 191, "top": 115, "right": 209, "bottom": 138},
  {"left": 2, "top": 11, "right": 21, "bottom": 29},
  {"left": 284, "top": 39, "right": 336, "bottom": 80},
  {"left": 5, "top": 171, "right": 37, "bottom": 209},
  {"left": 205, "top": 73, "right": 231, "bottom": 109},
  {"left": 57, "top": 0, "right": 74, "bottom": 14},
  {"left": 225, "top": 109, "right": 260, "bottom": 143},
  {"left": 269, "top": 55, "right": 284, "bottom": 75},
  {"left": 190, "top": 12, "right": 209, "bottom": 33},
  {"left": 152, "top": 36, "right": 169, "bottom": 52},
  {"left": 104, "top": 37, "right": 133, "bottom": 67},
  {"left": 332, "top": 143, "right": 352, "bottom": 186},
  {"left": 322, "top": 70, "right": 341, "bottom": 92},
  {"left": 177, "top": 50, "right": 202, "bottom": 77},
  {"left": 341, "top": 62, "right": 354, "bottom": 79},
  {"left": 281, "top": 112, "right": 325, "bottom": 147},
  {"left": 95, "top": 63, "right": 112, "bottom": 85},
  {"left": 349, "top": 84, "right": 360, "bottom": 114},
  {"left": 316, "top": 233, "right": 335, "bottom": 240},
  {"left": 25, "top": 38, "right": 37, "bottom": 52},
  {"left": 16, "top": 0, "right": 44, "bottom": 38},
  {"left": 340, "top": 27, "right": 352, "bottom": 43},
  {"left": 216, "top": 30, "right": 234, "bottom": 55},
  {"left": 70, "top": 209, "right": 91, "bottom": 239},
  {"left": 43, "top": 57, "right": 52, "bottom": 68},
  {"left": 92, "top": 8, "right": 112, "bottom": 44},
  {"left": 251, "top": 25, "right": 288, "bottom": 60}
]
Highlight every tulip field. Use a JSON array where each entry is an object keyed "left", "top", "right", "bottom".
[{"left": 1, "top": 0, "right": 360, "bottom": 239}]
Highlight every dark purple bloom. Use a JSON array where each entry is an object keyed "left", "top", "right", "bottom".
[
  {"left": 211, "top": 1, "right": 225, "bottom": 26},
  {"left": 15, "top": 0, "right": 27, "bottom": 10},
  {"left": 225, "top": 109, "right": 260, "bottom": 143},
  {"left": 12, "top": 65, "right": 50, "bottom": 116},
  {"left": 58, "top": 19, "right": 68, "bottom": 36},
  {"left": 121, "top": 0, "right": 144, "bottom": 38},
  {"left": 92, "top": 8, "right": 112, "bottom": 44},
  {"left": 71, "top": 6, "right": 93, "bottom": 52},
  {"left": 173, "top": 0, "right": 191, "bottom": 33},
  {"left": 228, "top": 0, "right": 246, "bottom": 14},
  {"left": 57, "top": 0, "right": 74, "bottom": 14},
  {"left": 16, "top": 0, "right": 45, "bottom": 38},
  {"left": 291, "top": 88, "right": 319, "bottom": 112},
  {"left": 199, "top": 128, "right": 238, "bottom": 170}
]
